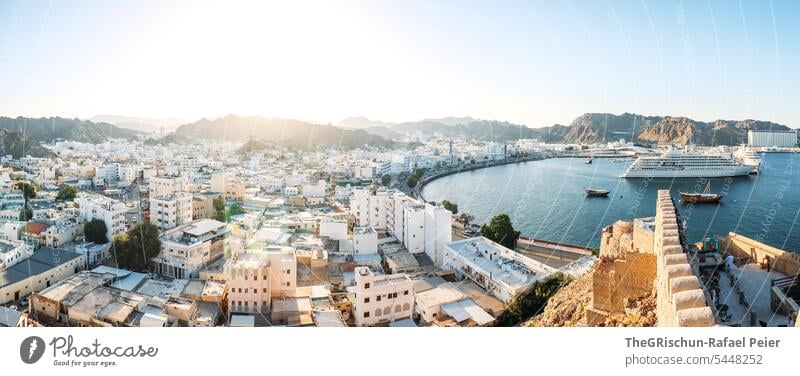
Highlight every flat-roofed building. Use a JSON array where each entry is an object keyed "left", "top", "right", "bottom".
[
  {"left": 153, "top": 219, "right": 229, "bottom": 279},
  {"left": 0, "top": 247, "right": 84, "bottom": 305},
  {"left": 443, "top": 237, "right": 558, "bottom": 303},
  {"left": 149, "top": 174, "right": 189, "bottom": 198},
  {"left": 75, "top": 193, "right": 127, "bottom": 242},
  {"left": 748, "top": 129, "right": 798, "bottom": 147},
  {"left": 150, "top": 192, "right": 193, "bottom": 231},
  {"left": 0, "top": 239, "right": 33, "bottom": 270},
  {"left": 351, "top": 266, "right": 414, "bottom": 326}
]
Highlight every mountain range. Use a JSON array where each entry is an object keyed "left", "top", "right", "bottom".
[
  {"left": 346, "top": 113, "right": 792, "bottom": 145},
  {"left": 0, "top": 117, "right": 143, "bottom": 158},
  {"left": 174, "top": 115, "right": 394, "bottom": 149},
  {"left": 1, "top": 112, "right": 793, "bottom": 158}
]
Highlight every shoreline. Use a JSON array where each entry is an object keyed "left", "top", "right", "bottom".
[{"left": 416, "top": 154, "right": 546, "bottom": 202}]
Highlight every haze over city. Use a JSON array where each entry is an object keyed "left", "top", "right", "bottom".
[{"left": 1, "top": 0, "right": 798, "bottom": 127}]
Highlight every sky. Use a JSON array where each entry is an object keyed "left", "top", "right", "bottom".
[{"left": 0, "top": 0, "right": 797, "bottom": 127}]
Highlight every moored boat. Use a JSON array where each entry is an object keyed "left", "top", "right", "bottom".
[
  {"left": 680, "top": 182, "right": 724, "bottom": 203},
  {"left": 585, "top": 188, "right": 610, "bottom": 197}
]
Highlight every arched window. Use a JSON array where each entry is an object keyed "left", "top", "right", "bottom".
[
  {"left": 375, "top": 309, "right": 382, "bottom": 317},
  {"left": 402, "top": 303, "right": 410, "bottom": 311},
  {"left": 395, "top": 305, "right": 402, "bottom": 313},
  {"left": 383, "top": 307, "right": 390, "bottom": 315}
]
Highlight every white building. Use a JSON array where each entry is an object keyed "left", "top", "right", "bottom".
[
  {"left": 350, "top": 188, "right": 390, "bottom": 230},
  {"left": 150, "top": 192, "right": 193, "bottom": 231},
  {"left": 351, "top": 226, "right": 378, "bottom": 255},
  {"left": 149, "top": 175, "right": 189, "bottom": 197},
  {"left": 747, "top": 129, "right": 798, "bottom": 148},
  {"left": 351, "top": 188, "right": 452, "bottom": 264},
  {"left": 153, "top": 219, "right": 229, "bottom": 279},
  {"left": 318, "top": 217, "right": 348, "bottom": 240},
  {"left": 301, "top": 180, "right": 326, "bottom": 198},
  {"left": 74, "top": 193, "right": 127, "bottom": 242},
  {"left": 351, "top": 267, "right": 414, "bottom": 326},
  {"left": 443, "top": 237, "right": 558, "bottom": 303},
  {"left": 0, "top": 239, "right": 33, "bottom": 270}
]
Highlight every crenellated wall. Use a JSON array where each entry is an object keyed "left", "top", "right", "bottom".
[{"left": 653, "top": 190, "right": 715, "bottom": 327}]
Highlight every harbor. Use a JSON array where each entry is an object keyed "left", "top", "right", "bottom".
[{"left": 422, "top": 152, "right": 800, "bottom": 251}]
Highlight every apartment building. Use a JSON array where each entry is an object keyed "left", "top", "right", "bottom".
[
  {"left": 351, "top": 188, "right": 452, "bottom": 264},
  {"left": 224, "top": 247, "right": 297, "bottom": 316},
  {"left": 149, "top": 174, "right": 189, "bottom": 197},
  {"left": 150, "top": 192, "right": 193, "bottom": 231},
  {"left": 152, "top": 219, "right": 229, "bottom": 279},
  {"left": 74, "top": 193, "right": 127, "bottom": 242},
  {"left": 192, "top": 192, "right": 222, "bottom": 220},
  {"left": 351, "top": 266, "right": 414, "bottom": 326},
  {"left": 210, "top": 173, "right": 245, "bottom": 201},
  {"left": 41, "top": 217, "right": 84, "bottom": 248}
]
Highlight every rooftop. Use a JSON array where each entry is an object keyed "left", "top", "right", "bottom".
[
  {"left": 445, "top": 237, "right": 557, "bottom": 289},
  {"left": 1, "top": 248, "right": 83, "bottom": 288}
]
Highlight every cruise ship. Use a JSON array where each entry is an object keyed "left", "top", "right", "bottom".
[
  {"left": 732, "top": 145, "right": 761, "bottom": 174},
  {"left": 621, "top": 148, "right": 755, "bottom": 178}
]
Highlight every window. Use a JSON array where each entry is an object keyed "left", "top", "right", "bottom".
[
  {"left": 364, "top": 312, "right": 370, "bottom": 318},
  {"left": 364, "top": 297, "right": 370, "bottom": 303},
  {"left": 404, "top": 290, "right": 409, "bottom": 295},
  {"left": 263, "top": 288, "right": 267, "bottom": 293},
  {"left": 364, "top": 283, "right": 370, "bottom": 289},
  {"left": 377, "top": 296, "right": 381, "bottom": 302}
]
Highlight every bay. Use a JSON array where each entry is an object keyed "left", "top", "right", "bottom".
[{"left": 421, "top": 153, "right": 800, "bottom": 251}]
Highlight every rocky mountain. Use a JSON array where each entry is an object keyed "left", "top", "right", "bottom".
[
  {"left": 0, "top": 129, "right": 54, "bottom": 158},
  {"left": 556, "top": 113, "right": 791, "bottom": 145},
  {"left": 0, "top": 116, "right": 143, "bottom": 144},
  {"left": 380, "top": 112, "right": 792, "bottom": 146},
  {"left": 174, "top": 115, "right": 393, "bottom": 149}
]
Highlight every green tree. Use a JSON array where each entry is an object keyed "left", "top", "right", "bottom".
[
  {"left": 227, "top": 203, "right": 246, "bottom": 220},
  {"left": 381, "top": 175, "right": 391, "bottom": 186},
  {"left": 441, "top": 200, "right": 458, "bottom": 214},
  {"left": 21, "top": 182, "right": 37, "bottom": 200},
  {"left": 112, "top": 223, "right": 162, "bottom": 272},
  {"left": 458, "top": 212, "right": 474, "bottom": 226},
  {"left": 84, "top": 219, "right": 109, "bottom": 244},
  {"left": 212, "top": 196, "right": 226, "bottom": 222},
  {"left": 494, "top": 274, "right": 572, "bottom": 326},
  {"left": 56, "top": 185, "right": 77, "bottom": 201},
  {"left": 480, "top": 213, "right": 520, "bottom": 249},
  {"left": 407, "top": 175, "right": 418, "bottom": 189},
  {"left": 18, "top": 207, "right": 32, "bottom": 221}
]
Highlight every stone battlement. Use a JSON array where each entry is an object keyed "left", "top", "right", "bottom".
[{"left": 654, "top": 190, "right": 715, "bottom": 327}]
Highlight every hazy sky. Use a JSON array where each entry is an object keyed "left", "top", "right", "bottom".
[{"left": 0, "top": 0, "right": 797, "bottom": 127}]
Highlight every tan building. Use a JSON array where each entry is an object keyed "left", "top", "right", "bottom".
[
  {"left": 192, "top": 192, "right": 222, "bottom": 220},
  {"left": 210, "top": 174, "right": 245, "bottom": 201}
]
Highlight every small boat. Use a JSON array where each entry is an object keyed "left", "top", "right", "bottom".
[
  {"left": 585, "top": 188, "right": 610, "bottom": 197},
  {"left": 585, "top": 157, "right": 593, "bottom": 164},
  {"left": 680, "top": 182, "right": 724, "bottom": 204}
]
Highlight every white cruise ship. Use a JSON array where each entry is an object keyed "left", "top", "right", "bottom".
[
  {"left": 732, "top": 145, "right": 761, "bottom": 174},
  {"left": 621, "top": 148, "right": 755, "bottom": 178}
]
